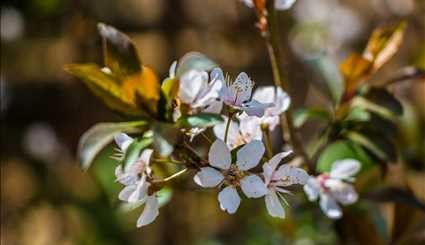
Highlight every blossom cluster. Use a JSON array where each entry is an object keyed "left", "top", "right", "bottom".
[{"left": 113, "top": 60, "right": 361, "bottom": 227}]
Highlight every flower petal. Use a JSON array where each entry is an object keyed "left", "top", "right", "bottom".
[
  {"left": 128, "top": 176, "right": 149, "bottom": 203},
  {"left": 240, "top": 174, "right": 268, "bottom": 198},
  {"left": 179, "top": 70, "right": 208, "bottom": 105},
  {"left": 203, "top": 100, "right": 223, "bottom": 114},
  {"left": 319, "top": 193, "right": 342, "bottom": 219},
  {"left": 218, "top": 186, "right": 241, "bottom": 214},
  {"left": 236, "top": 140, "right": 265, "bottom": 170},
  {"left": 232, "top": 72, "right": 253, "bottom": 106},
  {"left": 208, "top": 139, "right": 231, "bottom": 170},
  {"left": 263, "top": 151, "right": 293, "bottom": 185},
  {"left": 239, "top": 115, "right": 262, "bottom": 141},
  {"left": 274, "top": 164, "right": 309, "bottom": 186},
  {"left": 115, "top": 165, "right": 137, "bottom": 185},
  {"left": 118, "top": 184, "right": 137, "bottom": 202},
  {"left": 325, "top": 180, "right": 358, "bottom": 205},
  {"left": 139, "top": 149, "right": 153, "bottom": 167},
  {"left": 275, "top": 0, "right": 297, "bottom": 10},
  {"left": 115, "top": 133, "right": 133, "bottom": 151},
  {"left": 169, "top": 60, "right": 177, "bottom": 78},
  {"left": 193, "top": 167, "right": 224, "bottom": 188},
  {"left": 241, "top": 99, "right": 273, "bottom": 117},
  {"left": 304, "top": 177, "right": 320, "bottom": 201},
  {"left": 265, "top": 191, "right": 285, "bottom": 218},
  {"left": 212, "top": 117, "right": 239, "bottom": 149},
  {"left": 137, "top": 195, "right": 159, "bottom": 227},
  {"left": 330, "top": 159, "right": 361, "bottom": 180}
]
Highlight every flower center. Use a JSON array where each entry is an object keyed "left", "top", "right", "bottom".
[
  {"left": 223, "top": 165, "right": 245, "bottom": 186},
  {"left": 317, "top": 174, "right": 330, "bottom": 191}
]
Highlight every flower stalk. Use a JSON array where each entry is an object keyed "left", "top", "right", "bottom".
[{"left": 259, "top": 0, "right": 315, "bottom": 173}]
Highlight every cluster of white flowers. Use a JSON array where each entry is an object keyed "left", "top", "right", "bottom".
[{"left": 113, "top": 60, "right": 362, "bottom": 227}]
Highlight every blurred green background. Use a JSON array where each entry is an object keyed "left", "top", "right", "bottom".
[{"left": 1, "top": 0, "right": 424, "bottom": 244}]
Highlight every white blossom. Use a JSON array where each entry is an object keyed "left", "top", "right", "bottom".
[
  {"left": 177, "top": 65, "right": 222, "bottom": 114},
  {"left": 193, "top": 139, "right": 268, "bottom": 214},
  {"left": 262, "top": 151, "right": 309, "bottom": 218},
  {"left": 114, "top": 133, "right": 160, "bottom": 227},
  {"left": 212, "top": 68, "right": 273, "bottom": 117},
  {"left": 303, "top": 159, "right": 361, "bottom": 219},
  {"left": 239, "top": 86, "right": 291, "bottom": 133},
  {"left": 213, "top": 116, "right": 262, "bottom": 149}
]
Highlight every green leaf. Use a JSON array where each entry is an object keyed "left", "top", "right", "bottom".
[
  {"left": 152, "top": 123, "right": 179, "bottom": 157},
  {"left": 346, "top": 131, "right": 397, "bottom": 162},
  {"left": 293, "top": 107, "right": 331, "bottom": 128},
  {"left": 157, "top": 187, "right": 173, "bottom": 207},
  {"left": 178, "top": 113, "right": 223, "bottom": 128},
  {"left": 92, "top": 145, "right": 121, "bottom": 201},
  {"left": 317, "top": 140, "right": 372, "bottom": 173},
  {"left": 64, "top": 63, "right": 143, "bottom": 116},
  {"left": 175, "top": 52, "right": 217, "bottom": 77},
  {"left": 121, "top": 137, "right": 153, "bottom": 169},
  {"left": 364, "top": 88, "right": 403, "bottom": 116},
  {"left": 97, "top": 23, "right": 141, "bottom": 78},
  {"left": 78, "top": 121, "right": 147, "bottom": 170},
  {"left": 344, "top": 106, "right": 371, "bottom": 122}
]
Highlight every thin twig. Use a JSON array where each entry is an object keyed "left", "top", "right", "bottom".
[{"left": 260, "top": 2, "right": 315, "bottom": 173}]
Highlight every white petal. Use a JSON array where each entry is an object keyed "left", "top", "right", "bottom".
[
  {"left": 236, "top": 140, "right": 265, "bottom": 171},
  {"left": 114, "top": 133, "right": 133, "bottom": 151},
  {"left": 330, "top": 159, "right": 361, "bottom": 180},
  {"left": 304, "top": 177, "right": 320, "bottom": 201},
  {"left": 208, "top": 139, "right": 231, "bottom": 170},
  {"left": 218, "top": 186, "right": 241, "bottom": 214},
  {"left": 231, "top": 72, "right": 253, "bottom": 106},
  {"left": 240, "top": 175, "right": 268, "bottom": 198},
  {"left": 193, "top": 167, "right": 224, "bottom": 188},
  {"left": 203, "top": 100, "right": 223, "bottom": 114},
  {"left": 118, "top": 185, "right": 137, "bottom": 202},
  {"left": 193, "top": 76, "right": 223, "bottom": 109},
  {"left": 265, "top": 191, "right": 285, "bottom": 218},
  {"left": 263, "top": 151, "right": 293, "bottom": 185},
  {"left": 128, "top": 177, "right": 149, "bottom": 203},
  {"left": 319, "top": 194, "right": 342, "bottom": 219},
  {"left": 274, "top": 165, "right": 309, "bottom": 186},
  {"left": 115, "top": 165, "right": 137, "bottom": 185},
  {"left": 275, "top": 0, "right": 297, "bottom": 10},
  {"left": 137, "top": 195, "right": 159, "bottom": 227},
  {"left": 179, "top": 70, "right": 208, "bottom": 105},
  {"left": 239, "top": 115, "right": 262, "bottom": 141},
  {"left": 169, "top": 60, "right": 177, "bottom": 78},
  {"left": 139, "top": 149, "right": 153, "bottom": 166},
  {"left": 210, "top": 67, "right": 225, "bottom": 84},
  {"left": 241, "top": 99, "right": 273, "bottom": 117},
  {"left": 326, "top": 180, "right": 358, "bottom": 205}
]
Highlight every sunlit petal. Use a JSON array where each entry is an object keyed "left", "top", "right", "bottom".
[
  {"left": 137, "top": 195, "right": 159, "bottom": 227},
  {"left": 236, "top": 140, "right": 265, "bottom": 170},
  {"left": 208, "top": 139, "right": 231, "bottom": 170},
  {"left": 240, "top": 175, "right": 268, "bottom": 198},
  {"left": 193, "top": 167, "right": 224, "bottom": 188},
  {"left": 218, "top": 186, "right": 241, "bottom": 214},
  {"left": 319, "top": 193, "right": 342, "bottom": 219},
  {"left": 304, "top": 177, "right": 320, "bottom": 201},
  {"left": 330, "top": 159, "right": 361, "bottom": 180},
  {"left": 265, "top": 191, "right": 285, "bottom": 218},
  {"left": 114, "top": 133, "right": 133, "bottom": 152}
]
